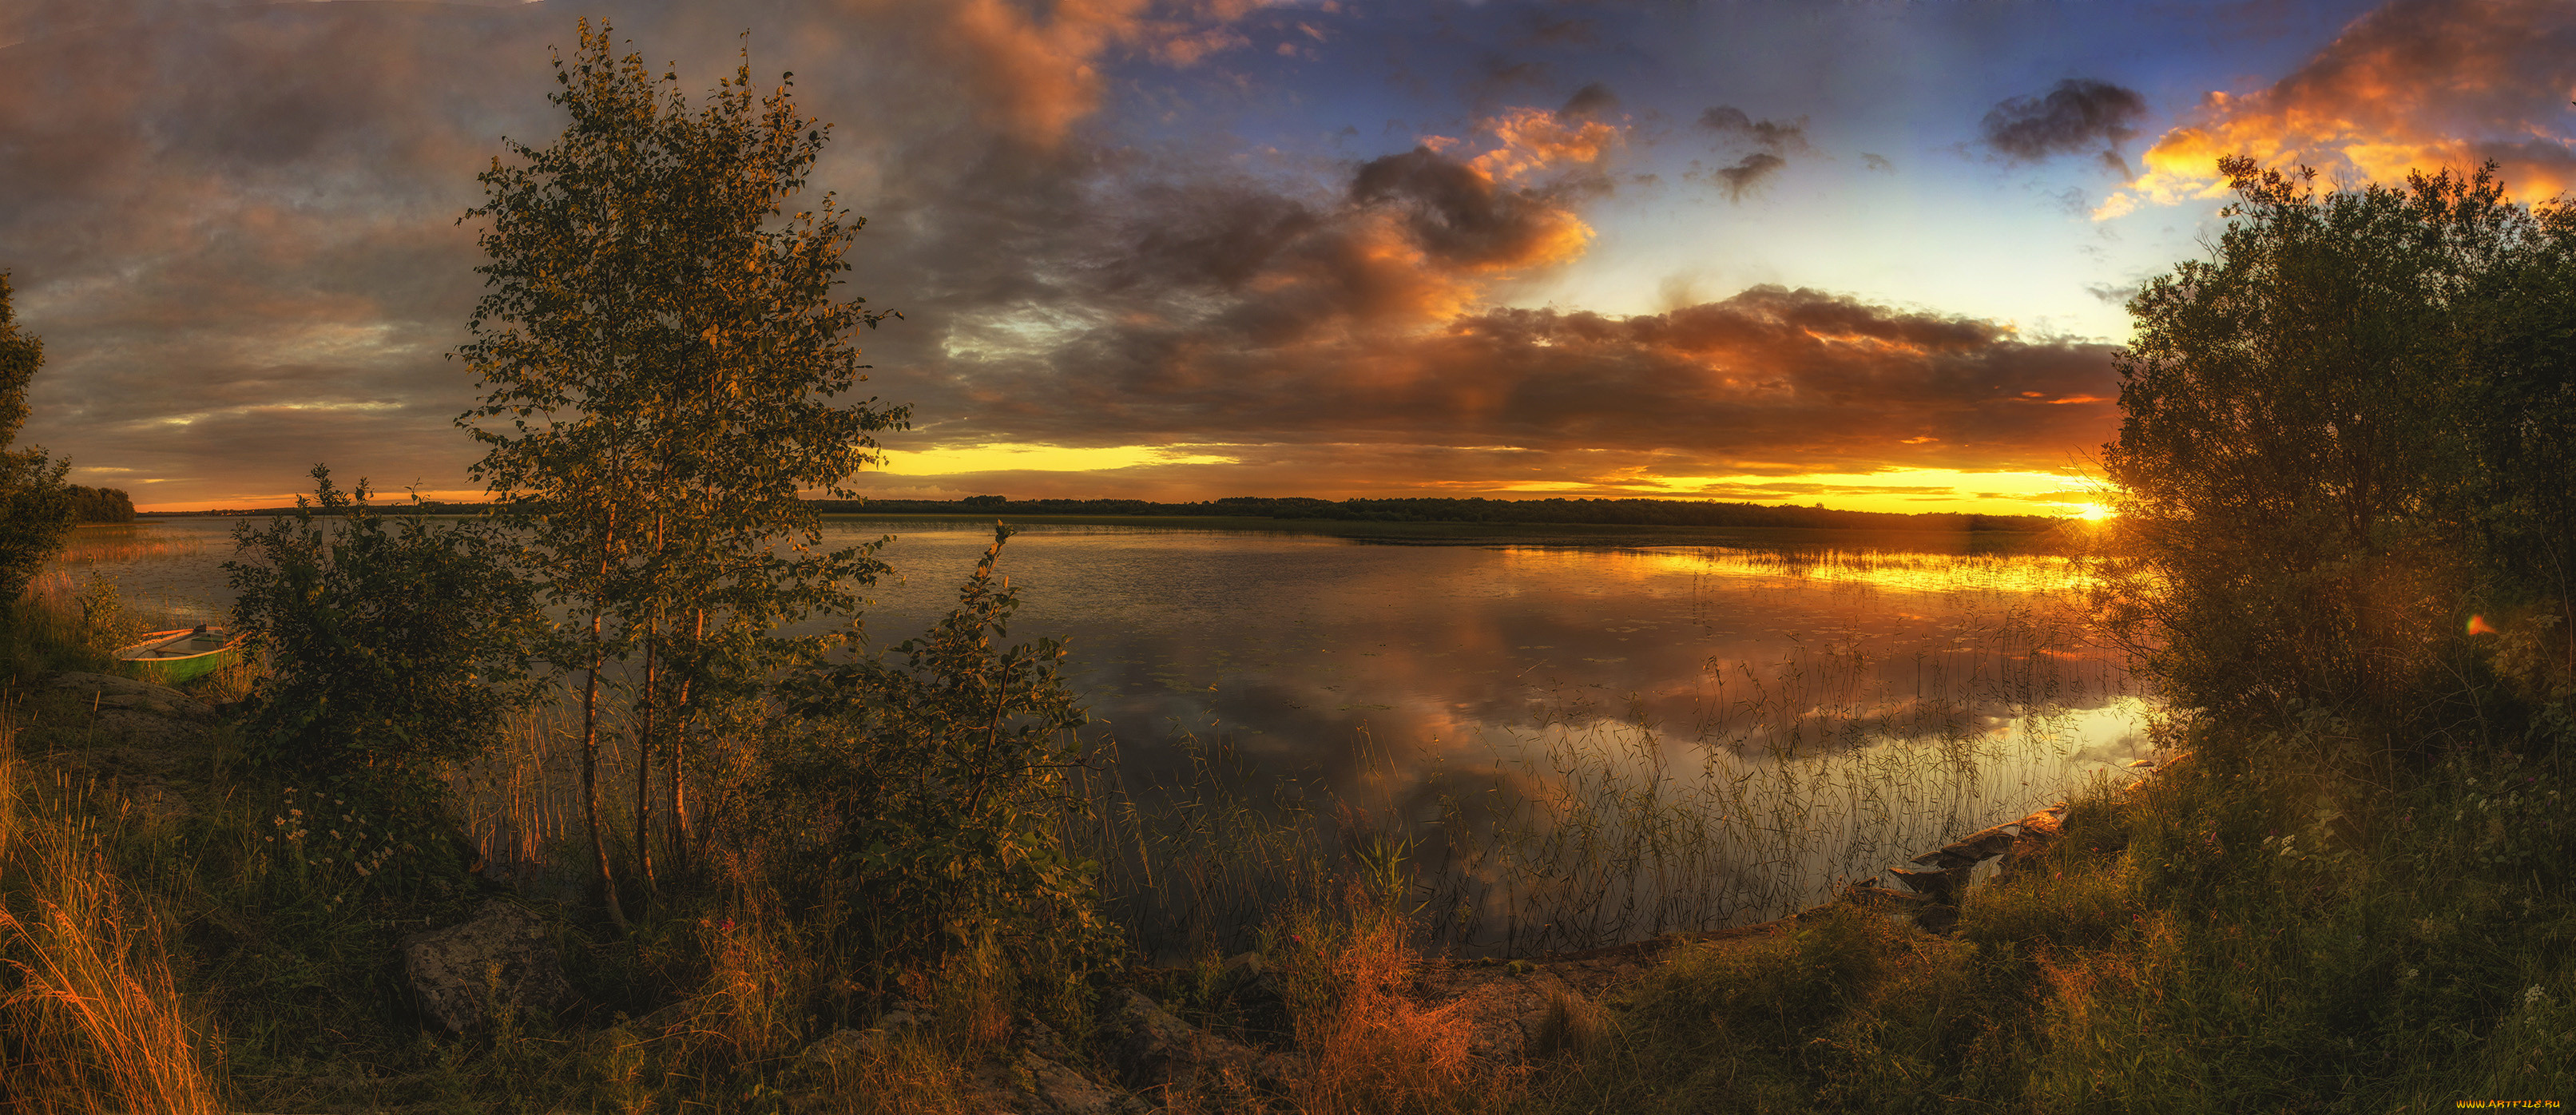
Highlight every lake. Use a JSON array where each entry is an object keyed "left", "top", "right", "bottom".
[{"left": 60, "top": 516, "right": 2151, "bottom": 952}]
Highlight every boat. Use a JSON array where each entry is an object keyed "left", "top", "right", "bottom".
[{"left": 114, "top": 625, "right": 244, "bottom": 685}]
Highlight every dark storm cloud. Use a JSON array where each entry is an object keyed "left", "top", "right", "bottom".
[{"left": 1978, "top": 78, "right": 2149, "bottom": 172}]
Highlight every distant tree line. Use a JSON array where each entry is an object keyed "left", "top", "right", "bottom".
[
  {"left": 68, "top": 486, "right": 132, "bottom": 522},
  {"left": 814, "top": 494, "right": 2063, "bottom": 532}
]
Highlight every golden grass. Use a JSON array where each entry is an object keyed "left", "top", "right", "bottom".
[
  {"left": 53, "top": 525, "right": 215, "bottom": 567},
  {"left": 0, "top": 700, "right": 224, "bottom": 1114},
  {"left": 1269, "top": 881, "right": 1518, "bottom": 1115}
]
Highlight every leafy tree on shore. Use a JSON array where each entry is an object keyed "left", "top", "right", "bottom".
[
  {"left": 0, "top": 272, "right": 74, "bottom": 602},
  {"left": 455, "top": 22, "right": 907, "bottom": 930},
  {"left": 2106, "top": 157, "right": 2574, "bottom": 745}
]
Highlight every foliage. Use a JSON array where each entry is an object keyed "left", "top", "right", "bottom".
[
  {"left": 748, "top": 526, "right": 1111, "bottom": 987},
  {"left": 73, "top": 571, "right": 142, "bottom": 661},
  {"left": 224, "top": 466, "right": 538, "bottom": 884},
  {"left": 455, "top": 19, "right": 908, "bottom": 928},
  {"left": 2103, "top": 158, "right": 2576, "bottom": 743},
  {"left": 66, "top": 486, "right": 135, "bottom": 523},
  {"left": 0, "top": 271, "right": 74, "bottom": 604}
]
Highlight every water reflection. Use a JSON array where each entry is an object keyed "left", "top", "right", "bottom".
[{"left": 64, "top": 516, "right": 2149, "bottom": 950}]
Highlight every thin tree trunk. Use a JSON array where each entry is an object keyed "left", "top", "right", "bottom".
[
  {"left": 584, "top": 604, "right": 627, "bottom": 934},
  {"left": 636, "top": 598, "right": 659, "bottom": 899},
  {"left": 668, "top": 604, "right": 702, "bottom": 871}
]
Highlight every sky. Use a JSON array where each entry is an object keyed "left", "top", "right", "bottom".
[{"left": 4, "top": 0, "right": 2573, "bottom": 515}]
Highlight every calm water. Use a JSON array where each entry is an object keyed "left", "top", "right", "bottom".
[{"left": 61, "top": 516, "right": 2152, "bottom": 946}]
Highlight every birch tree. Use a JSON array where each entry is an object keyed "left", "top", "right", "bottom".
[{"left": 455, "top": 22, "right": 907, "bottom": 930}]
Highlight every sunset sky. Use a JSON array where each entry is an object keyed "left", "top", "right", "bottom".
[{"left": 6, "top": 0, "right": 2573, "bottom": 514}]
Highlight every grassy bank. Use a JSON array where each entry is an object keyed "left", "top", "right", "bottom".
[{"left": 1516, "top": 715, "right": 2574, "bottom": 1113}]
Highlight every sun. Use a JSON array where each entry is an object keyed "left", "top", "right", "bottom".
[{"left": 2073, "top": 502, "right": 2116, "bottom": 522}]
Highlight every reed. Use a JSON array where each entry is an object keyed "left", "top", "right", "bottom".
[
  {"left": 0, "top": 698, "right": 224, "bottom": 1114},
  {"left": 1080, "top": 547, "right": 2135, "bottom": 962}
]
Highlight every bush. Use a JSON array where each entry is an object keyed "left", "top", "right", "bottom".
[
  {"left": 743, "top": 525, "right": 1113, "bottom": 994},
  {"left": 224, "top": 466, "right": 538, "bottom": 887}
]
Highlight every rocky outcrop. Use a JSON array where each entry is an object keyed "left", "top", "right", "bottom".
[
  {"left": 398, "top": 899, "right": 572, "bottom": 1034},
  {"left": 46, "top": 672, "right": 214, "bottom": 752},
  {"left": 1105, "top": 987, "right": 1287, "bottom": 1105}
]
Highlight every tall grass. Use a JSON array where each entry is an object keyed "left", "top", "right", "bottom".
[
  {"left": 0, "top": 698, "right": 224, "bottom": 1113},
  {"left": 1266, "top": 879, "right": 1514, "bottom": 1115}
]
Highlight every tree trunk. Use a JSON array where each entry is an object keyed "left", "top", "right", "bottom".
[
  {"left": 668, "top": 605, "right": 703, "bottom": 871},
  {"left": 635, "top": 599, "right": 659, "bottom": 899},
  {"left": 583, "top": 605, "right": 627, "bottom": 934}
]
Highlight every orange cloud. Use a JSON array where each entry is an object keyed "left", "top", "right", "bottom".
[
  {"left": 1469, "top": 105, "right": 1623, "bottom": 183},
  {"left": 933, "top": 0, "right": 1256, "bottom": 147},
  {"left": 2110, "top": 0, "right": 2576, "bottom": 216}
]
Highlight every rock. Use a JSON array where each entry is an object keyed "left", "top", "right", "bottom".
[
  {"left": 1843, "top": 883, "right": 1931, "bottom": 907},
  {"left": 1995, "top": 814, "right": 2066, "bottom": 886},
  {"left": 1105, "top": 988, "right": 1282, "bottom": 1101},
  {"left": 1217, "top": 950, "right": 1265, "bottom": 987},
  {"left": 1010, "top": 1048, "right": 1151, "bottom": 1115},
  {"left": 44, "top": 673, "right": 214, "bottom": 753},
  {"left": 46, "top": 673, "right": 213, "bottom": 720},
  {"left": 791, "top": 1027, "right": 873, "bottom": 1082},
  {"left": 1912, "top": 904, "right": 1960, "bottom": 934},
  {"left": 1886, "top": 864, "right": 1968, "bottom": 905},
  {"left": 398, "top": 899, "right": 572, "bottom": 1035},
  {"left": 1911, "top": 823, "right": 2019, "bottom": 869}
]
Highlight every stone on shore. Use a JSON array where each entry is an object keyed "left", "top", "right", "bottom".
[{"left": 398, "top": 899, "right": 572, "bottom": 1034}]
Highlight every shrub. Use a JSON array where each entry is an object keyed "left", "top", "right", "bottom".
[
  {"left": 224, "top": 466, "right": 538, "bottom": 887},
  {"left": 743, "top": 525, "right": 1113, "bottom": 993}
]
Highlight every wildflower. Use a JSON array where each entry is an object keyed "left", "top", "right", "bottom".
[
  {"left": 2278, "top": 836, "right": 2296, "bottom": 857},
  {"left": 2526, "top": 985, "right": 2549, "bottom": 1009}
]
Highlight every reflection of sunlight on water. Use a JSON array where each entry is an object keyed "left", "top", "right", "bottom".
[
  {"left": 73, "top": 517, "right": 2158, "bottom": 954},
  {"left": 1501, "top": 543, "right": 2104, "bottom": 597}
]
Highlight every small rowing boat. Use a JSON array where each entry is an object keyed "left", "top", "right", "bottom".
[{"left": 114, "top": 625, "right": 244, "bottom": 685}]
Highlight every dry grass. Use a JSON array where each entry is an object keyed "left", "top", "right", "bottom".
[
  {"left": 1267, "top": 881, "right": 1517, "bottom": 1115},
  {"left": 52, "top": 524, "right": 216, "bottom": 569},
  {"left": 0, "top": 700, "right": 224, "bottom": 1114}
]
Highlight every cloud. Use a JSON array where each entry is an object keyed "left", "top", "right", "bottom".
[
  {"left": 1692, "top": 105, "right": 1810, "bottom": 200},
  {"left": 1696, "top": 105, "right": 1812, "bottom": 153},
  {"left": 931, "top": 0, "right": 1256, "bottom": 147},
  {"left": 0, "top": 0, "right": 2118, "bottom": 513},
  {"left": 2110, "top": 0, "right": 2576, "bottom": 213},
  {"left": 900, "top": 283, "right": 2121, "bottom": 485},
  {"left": 1862, "top": 153, "right": 1895, "bottom": 173},
  {"left": 1705, "top": 153, "right": 1788, "bottom": 200},
  {"left": 1978, "top": 78, "right": 2149, "bottom": 173},
  {"left": 1557, "top": 81, "right": 1619, "bottom": 121}
]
